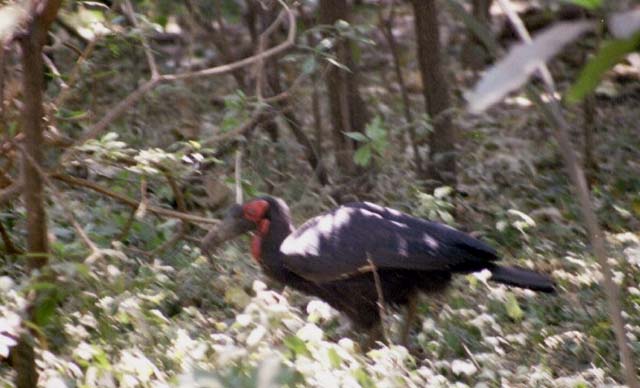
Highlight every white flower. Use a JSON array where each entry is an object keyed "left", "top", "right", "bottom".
[
  {"left": 0, "top": 276, "right": 15, "bottom": 291},
  {"left": 297, "top": 323, "right": 324, "bottom": 343},
  {"left": 474, "top": 269, "right": 493, "bottom": 283},
  {"left": 73, "top": 342, "right": 97, "bottom": 361},
  {"left": 0, "top": 333, "right": 17, "bottom": 358},
  {"left": 307, "top": 300, "right": 335, "bottom": 322},
  {"left": 119, "top": 350, "right": 158, "bottom": 383},
  {"left": 236, "top": 314, "right": 252, "bottom": 327},
  {"left": 246, "top": 325, "right": 267, "bottom": 347}
]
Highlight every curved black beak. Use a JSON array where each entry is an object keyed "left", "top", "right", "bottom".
[{"left": 201, "top": 204, "right": 255, "bottom": 254}]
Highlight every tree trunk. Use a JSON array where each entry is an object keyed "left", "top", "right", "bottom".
[
  {"left": 20, "top": 4, "right": 55, "bottom": 269},
  {"left": 410, "top": 0, "right": 457, "bottom": 187},
  {"left": 462, "top": 0, "right": 492, "bottom": 69},
  {"left": 12, "top": 2, "right": 62, "bottom": 387},
  {"left": 319, "top": 0, "right": 368, "bottom": 176}
]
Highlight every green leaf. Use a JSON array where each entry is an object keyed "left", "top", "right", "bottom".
[
  {"left": 353, "top": 145, "right": 372, "bottom": 166},
  {"left": 33, "top": 290, "right": 63, "bottom": 326},
  {"left": 283, "top": 335, "right": 311, "bottom": 358},
  {"left": 302, "top": 56, "right": 317, "bottom": 75},
  {"left": 327, "top": 348, "right": 342, "bottom": 368},
  {"left": 353, "top": 368, "right": 376, "bottom": 388},
  {"left": 505, "top": 292, "right": 523, "bottom": 321},
  {"left": 24, "top": 281, "right": 57, "bottom": 292},
  {"left": 365, "top": 116, "right": 385, "bottom": 141},
  {"left": 344, "top": 131, "right": 368, "bottom": 142},
  {"left": 566, "top": 0, "right": 602, "bottom": 10},
  {"left": 566, "top": 33, "right": 640, "bottom": 103}
]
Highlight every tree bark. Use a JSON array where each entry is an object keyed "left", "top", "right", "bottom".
[
  {"left": 13, "top": 2, "right": 62, "bottom": 387},
  {"left": 20, "top": 1, "right": 60, "bottom": 268},
  {"left": 319, "top": 0, "right": 369, "bottom": 175},
  {"left": 462, "top": 0, "right": 492, "bottom": 69},
  {"left": 410, "top": 0, "right": 457, "bottom": 187}
]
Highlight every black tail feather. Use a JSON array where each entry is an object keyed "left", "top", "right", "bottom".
[{"left": 489, "top": 265, "right": 556, "bottom": 293}]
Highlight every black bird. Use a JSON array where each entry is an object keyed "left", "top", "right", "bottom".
[{"left": 202, "top": 196, "right": 555, "bottom": 345}]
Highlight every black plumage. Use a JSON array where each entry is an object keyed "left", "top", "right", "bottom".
[{"left": 202, "top": 196, "right": 555, "bottom": 338}]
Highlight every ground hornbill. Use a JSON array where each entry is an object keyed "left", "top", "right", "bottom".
[{"left": 202, "top": 196, "right": 555, "bottom": 346}]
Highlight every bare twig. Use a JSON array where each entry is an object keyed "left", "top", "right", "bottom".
[
  {"left": 150, "top": 170, "right": 188, "bottom": 255},
  {"left": 367, "top": 256, "right": 390, "bottom": 345},
  {"left": 61, "top": 77, "right": 160, "bottom": 162},
  {"left": 160, "top": 0, "right": 295, "bottom": 83},
  {"left": 135, "top": 177, "right": 148, "bottom": 219},
  {"left": 61, "top": 0, "right": 296, "bottom": 163},
  {"left": 201, "top": 108, "right": 267, "bottom": 146},
  {"left": 235, "top": 147, "right": 243, "bottom": 204},
  {"left": 494, "top": 0, "right": 554, "bottom": 88},
  {"left": 184, "top": 0, "right": 247, "bottom": 88},
  {"left": 116, "top": 206, "right": 137, "bottom": 241},
  {"left": 378, "top": 1, "right": 422, "bottom": 172},
  {"left": 0, "top": 181, "right": 22, "bottom": 204},
  {"left": 51, "top": 173, "right": 219, "bottom": 225},
  {"left": 497, "top": 1, "right": 638, "bottom": 385},
  {"left": 0, "top": 220, "right": 21, "bottom": 254},
  {"left": 54, "top": 37, "right": 98, "bottom": 108},
  {"left": 260, "top": 71, "right": 309, "bottom": 104},
  {"left": 16, "top": 142, "right": 100, "bottom": 256},
  {"left": 255, "top": 9, "right": 287, "bottom": 100},
  {"left": 42, "top": 54, "right": 68, "bottom": 90},
  {"left": 122, "top": 0, "right": 159, "bottom": 79}
]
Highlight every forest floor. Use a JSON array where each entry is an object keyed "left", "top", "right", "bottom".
[{"left": 2, "top": 3, "right": 640, "bottom": 387}]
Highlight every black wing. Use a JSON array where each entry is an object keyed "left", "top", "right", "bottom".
[{"left": 279, "top": 202, "right": 499, "bottom": 282}]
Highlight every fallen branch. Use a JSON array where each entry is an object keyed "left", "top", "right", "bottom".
[{"left": 51, "top": 173, "right": 219, "bottom": 225}]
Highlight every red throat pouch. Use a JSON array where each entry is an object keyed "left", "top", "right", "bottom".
[
  {"left": 251, "top": 235, "right": 262, "bottom": 261},
  {"left": 250, "top": 219, "right": 271, "bottom": 262}
]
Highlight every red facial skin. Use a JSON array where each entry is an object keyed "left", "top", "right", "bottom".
[{"left": 243, "top": 200, "right": 270, "bottom": 261}]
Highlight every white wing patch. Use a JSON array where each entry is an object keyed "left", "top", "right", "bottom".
[{"left": 280, "top": 207, "right": 381, "bottom": 257}]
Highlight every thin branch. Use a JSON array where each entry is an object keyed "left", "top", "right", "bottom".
[
  {"left": 0, "top": 220, "right": 21, "bottom": 254},
  {"left": 367, "top": 256, "right": 390, "bottom": 345},
  {"left": 115, "top": 206, "right": 137, "bottom": 242},
  {"left": 260, "top": 70, "right": 309, "bottom": 104},
  {"left": 494, "top": 0, "right": 554, "bottom": 88},
  {"left": 54, "top": 37, "right": 98, "bottom": 108},
  {"left": 235, "top": 147, "right": 243, "bottom": 204},
  {"left": 42, "top": 53, "right": 68, "bottom": 90},
  {"left": 160, "top": 0, "right": 295, "bottom": 83},
  {"left": 150, "top": 170, "right": 188, "bottom": 255},
  {"left": 135, "top": 177, "right": 148, "bottom": 219},
  {"left": 61, "top": 77, "right": 160, "bottom": 162},
  {"left": 255, "top": 9, "right": 287, "bottom": 100},
  {"left": 61, "top": 0, "right": 296, "bottom": 163},
  {"left": 201, "top": 108, "right": 267, "bottom": 146},
  {"left": 16, "top": 143, "right": 100, "bottom": 256},
  {"left": 497, "top": 1, "right": 638, "bottom": 386},
  {"left": 378, "top": 1, "right": 422, "bottom": 172},
  {"left": 0, "top": 181, "right": 22, "bottom": 204},
  {"left": 122, "top": 0, "right": 159, "bottom": 79},
  {"left": 51, "top": 173, "right": 219, "bottom": 225}
]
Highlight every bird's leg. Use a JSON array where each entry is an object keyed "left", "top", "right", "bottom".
[
  {"left": 401, "top": 293, "right": 418, "bottom": 347},
  {"left": 361, "top": 323, "right": 384, "bottom": 351}
]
